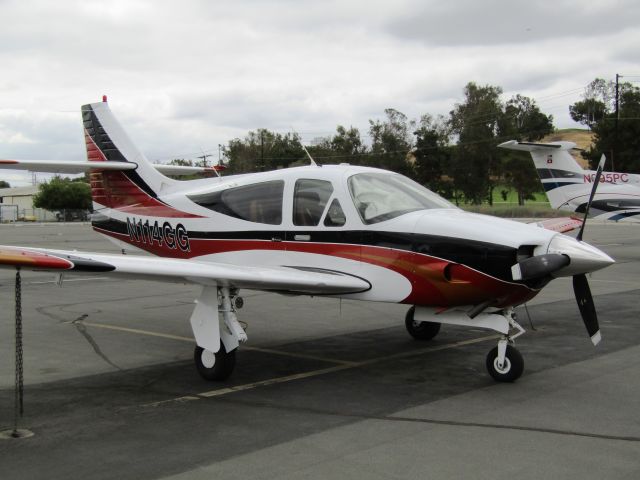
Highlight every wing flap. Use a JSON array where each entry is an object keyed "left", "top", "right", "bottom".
[{"left": 0, "top": 246, "right": 370, "bottom": 295}]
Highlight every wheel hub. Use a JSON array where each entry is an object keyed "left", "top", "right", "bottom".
[
  {"left": 493, "top": 356, "right": 511, "bottom": 374},
  {"left": 201, "top": 349, "right": 216, "bottom": 368}
]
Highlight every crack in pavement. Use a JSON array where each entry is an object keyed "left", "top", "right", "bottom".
[{"left": 72, "top": 315, "right": 123, "bottom": 372}]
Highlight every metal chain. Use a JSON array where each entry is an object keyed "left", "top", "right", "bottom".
[{"left": 14, "top": 267, "right": 24, "bottom": 433}]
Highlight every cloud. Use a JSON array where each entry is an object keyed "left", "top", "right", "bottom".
[
  {"left": 386, "top": 0, "right": 640, "bottom": 46},
  {"left": 0, "top": 0, "right": 638, "bottom": 186}
]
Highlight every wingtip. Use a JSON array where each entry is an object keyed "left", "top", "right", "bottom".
[{"left": 591, "top": 330, "right": 602, "bottom": 346}]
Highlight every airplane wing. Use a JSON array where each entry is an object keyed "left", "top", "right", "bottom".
[
  {"left": 0, "top": 245, "right": 370, "bottom": 295},
  {"left": 0, "top": 159, "right": 221, "bottom": 176},
  {"left": 531, "top": 217, "right": 583, "bottom": 233}
]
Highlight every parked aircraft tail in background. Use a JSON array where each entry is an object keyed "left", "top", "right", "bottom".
[{"left": 499, "top": 140, "right": 640, "bottom": 222}]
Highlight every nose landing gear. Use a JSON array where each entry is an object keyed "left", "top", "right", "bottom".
[
  {"left": 485, "top": 343, "right": 524, "bottom": 382},
  {"left": 406, "top": 306, "right": 526, "bottom": 382}
]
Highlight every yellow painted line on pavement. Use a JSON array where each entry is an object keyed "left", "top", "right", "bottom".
[
  {"left": 79, "top": 320, "right": 498, "bottom": 408},
  {"left": 141, "top": 334, "right": 499, "bottom": 408},
  {"left": 80, "top": 321, "right": 356, "bottom": 365}
]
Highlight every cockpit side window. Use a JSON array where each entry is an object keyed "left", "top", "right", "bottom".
[
  {"left": 293, "top": 179, "right": 333, "bottom": 226},
  {"left": 188, "top": 180, "right": 284, "bottom": 225},
  {"left": 323, "top": 198, "right": 346, "bottom": 227}
]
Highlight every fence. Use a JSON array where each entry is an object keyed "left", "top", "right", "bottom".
[
  {"left": 0, "top": 206, "right": 87, "bottom": 223},
  {"left": 0, "top": 204, "right": 18, "bottom": 222}
]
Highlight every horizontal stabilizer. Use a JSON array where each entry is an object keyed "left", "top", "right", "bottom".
[
  {"left": 0, "top": 159, "right": 136, "bottom": 174},
  {"left": 0, "top": 159, "right": 223, "bottom": 176},
  {"left": 498, "top": 140, "right": 577, "bottom": 152}
]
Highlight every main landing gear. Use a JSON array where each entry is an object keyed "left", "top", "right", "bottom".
[
  {"left": 405, "top": 306, "right": 441, "bottom": 340},
  {"left": 194, "top": 344, "right": 236, "bottom": 381},
  {"left": 405, "top": 306, "right": 526, "bottom": 382},
  {"left": 189, "top": 286, "right": 246, "bottom": 381}
]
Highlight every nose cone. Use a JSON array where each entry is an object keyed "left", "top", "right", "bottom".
[{"left": 547, "top": 234, "right": 614, "bottom": 277}]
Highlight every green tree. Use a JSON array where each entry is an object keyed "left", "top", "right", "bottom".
[
  {"left": 330, "top": 125, "right": 366, "bottom": 162},
  {"left": 569, "top": 78, "right": 614, "bottom": 128},
  {"left": 412, "top": 114, "right": 453, "bottom": 198},
  {"left": 586, "top": 83, "right": 640, "bottom": 171},
  {"left": 169, "top": 158, "right": 194, "bottom": 167},
  {"left": 0, "top": 180, "right": 10, "bottom": 188},
  {"left": 499, "top": 94, "right": 554, "bottom": 205},
  {"left": 501, "top": 94, "right": 554, "bottom": 142},
  {"left": 33, "top": 177, "right": 92, "bottom": 211},
  {"left": 225, "top": 129, "right": 305, "bottom": 174},
  {"left": 449, "top": 82, "right": 504, "bottom": 205},
  {"left": 368, "top": 108, "right": 415, "bottom": 176}
]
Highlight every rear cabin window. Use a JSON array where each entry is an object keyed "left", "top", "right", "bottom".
[
  {"left": 293, "top": 179, "right": 333, "bottom": 226},
  {"left": 189, "top": 180, "right": 284, "bottom": 225},
  {"left": 324, "top": 198, "right": 346, "bottom": 227}
]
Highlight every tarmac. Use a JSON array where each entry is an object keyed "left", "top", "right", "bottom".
[{"left": 0, "top": 221, "right": 639, "bottom": 479}]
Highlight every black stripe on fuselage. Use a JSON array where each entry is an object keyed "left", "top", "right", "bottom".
[
  {"left": 536, "top": 168, "right": 582, "bottom": 180},
  {"left": 576, "top": 198, "right": 640, "bottom": 214},
  {"left": 93, "top": 218, "right": 518, "bottom": 282},
  {"left": 81, "top": 104, "right": 159, "bottom": 200},
  {"left": 609, "top": 211, "right": 640, "bottom": 221},
  {"left": 542, "top": 181, "right": 580, "bottom": 192}
]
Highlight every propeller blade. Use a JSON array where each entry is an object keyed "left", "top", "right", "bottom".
[
  {"left": 511, "top": 253, "right": 570, "bottom": 281},
  {"left": 576, "top": 154, "right": 606, "bottom": 241},
  {"left": 572, "top": 273, "right": 601, "bottom": 345}
]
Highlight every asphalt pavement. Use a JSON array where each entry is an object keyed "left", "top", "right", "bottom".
[{"left": 0, "top": 221, "right": 638, "bottom": 479}]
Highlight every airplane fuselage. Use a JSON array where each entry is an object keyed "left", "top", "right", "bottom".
[{"left": 90, "top": 164, "right": 559, "bottom": 309}]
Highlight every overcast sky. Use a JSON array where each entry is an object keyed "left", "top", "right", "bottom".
[{"left": 1, "top": 0, "right": 638, "bottom": 186}]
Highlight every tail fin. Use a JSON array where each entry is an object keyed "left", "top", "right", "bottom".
[
  {"left": 499, "top": 140, "right": 586, "bottom": 210},
  {"left": 499, "top": 140, "right": 584, "bottom": 174},
  {"left": 82, "top": 100, "right": 176, "bottom": 214}
]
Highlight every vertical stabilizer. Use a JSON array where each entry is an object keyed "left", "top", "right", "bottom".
[
  {"left": 82, "top": 100, "right": 176, "bottom": 213},
  {"left": 498, "top": 140, "right": 585, "bottom": 210}
]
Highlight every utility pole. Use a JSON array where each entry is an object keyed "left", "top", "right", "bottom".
[
  {"left": 197, "top": 154, "right": 212, "bottom": 168},
  {"left": 613, "top": 73, "right": 622, "bottom": 172},
  {"left": 260, "top": 131, "right": 264, "bottom": 171}
]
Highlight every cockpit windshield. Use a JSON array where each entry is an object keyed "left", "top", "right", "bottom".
[{"left": 348, "top": 172, "right": 455, "bottom": 224}]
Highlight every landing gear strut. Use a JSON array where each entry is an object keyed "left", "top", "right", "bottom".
[{"left": 189, "top": 286, "right": 246, "bottom": 381}]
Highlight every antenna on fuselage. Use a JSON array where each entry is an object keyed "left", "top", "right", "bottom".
[{"left": 301, "top": 145, "right": 318, "bottom": 167}]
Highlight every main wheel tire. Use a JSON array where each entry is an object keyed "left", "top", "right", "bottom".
[
  {"left": 405, "top": 306, "right": 441, "bottom": 341},
  {"left": 194, "top": 344, "right": 236, "bottom": 381},
  {"left": 486, "top": 344, "right": 524, "bottom": 382}
]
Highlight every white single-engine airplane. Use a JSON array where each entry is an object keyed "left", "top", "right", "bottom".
[
  {"left": 0, "top": 100, "right": 615, "bottom": 383},
  {"left": 499, "top": 140, "right": 640, "bottom": 222}
]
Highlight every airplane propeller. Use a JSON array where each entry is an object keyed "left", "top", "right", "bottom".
[
  {"left": 512, "top": 154, "right": 608, "bottom": 345},
  {"left": 571, "top": 154, "right": 606, "bottom": 344},
  {"left": 573, "top": 273, "right": 601, "bottom": 345},
  {"left": 576, "top": 154, "right": 605, "bottom": 242}
]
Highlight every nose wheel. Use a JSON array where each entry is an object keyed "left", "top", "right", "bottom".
[{"left": 485, "top": 343, "right": 524, "bottom": 382}]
